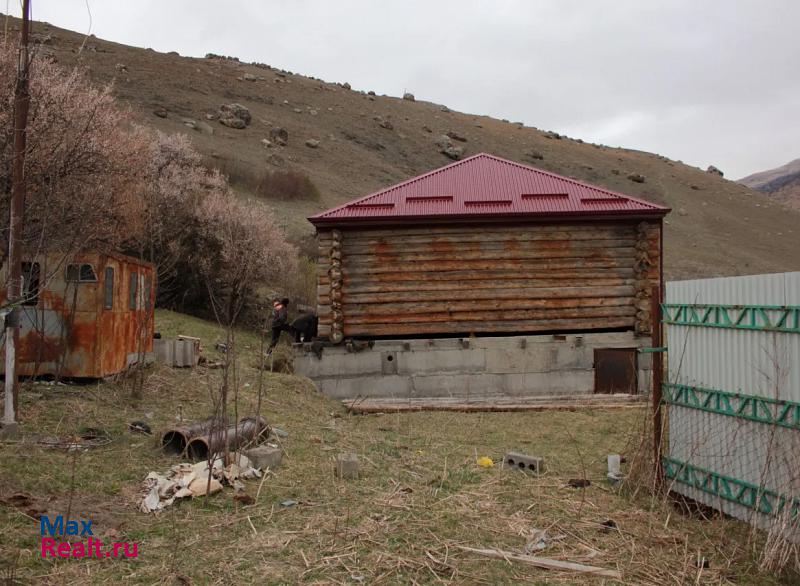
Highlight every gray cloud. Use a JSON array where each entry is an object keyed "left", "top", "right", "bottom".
[{"left": 15, "top": 0, "right": 800, "bottom": 177}]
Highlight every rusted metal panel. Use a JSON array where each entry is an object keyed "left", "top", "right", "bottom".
[
  {"left": 0, "top": 251, "right": 155, "bottom": 378},
  {"left": 594, "top": 348, "right": 638, "bottom": 394}
]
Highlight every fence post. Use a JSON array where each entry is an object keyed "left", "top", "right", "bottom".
[{"left": 651, "top": 284, "right": 664, "bottom": 488}]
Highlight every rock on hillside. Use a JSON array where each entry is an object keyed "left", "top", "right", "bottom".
[{"left": 2, "top": 15, "right": 800, "bottom": 280}]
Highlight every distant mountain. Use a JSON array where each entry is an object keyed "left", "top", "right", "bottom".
[{"left": 738, "top": 159, "right": 800, "bottom": 211}]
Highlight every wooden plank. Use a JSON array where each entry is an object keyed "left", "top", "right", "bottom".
[
  {"left": 343, "top": 306, "right": 636, "bottom": 325},
  {"left": 321, "top": 258, "right": 636, "bottom": 274},
  {"left": 338, "top": 247, "right": 635, "bottom": 264},
  {"left": 320, "top": 268, "right": 636, "bottom": 285},
  {"left": 339, "top": 285, "right": 634, "bottom": 304},
  {"left": 321, "top": 295, "right": 634, "bottom": 314},
  {"left": 331, "top": 233, "right": 637, "bottom": 253},
  {"left": 456, "top": 546, "right": 622, "bottom": 579},
  {"left": 343, "top": 317, "right": 634, "bottom": 336},
  {"left": 340, "top": 277, "right": 635, "bottom": 294}
]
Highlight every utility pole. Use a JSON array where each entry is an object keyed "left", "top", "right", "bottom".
[{"left": 3, "top": 0, "right": 31, "bottom": 434}]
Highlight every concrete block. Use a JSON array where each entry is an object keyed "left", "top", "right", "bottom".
[
  {"left": 335, "top": 453, "right": 359, "bottom": 479},
  {"left": 244, "top": 445, "right": 282, "bottom": 471},
  {"left": 503, "top": 452, "right": 543, "bottom": 474},
  {"left": 399, "top": 349, "right": 486, "bottom": 375},
  {"left": 381, "top": 351, "right": 398, "bottom": 374},
  {"left": 317, "top": 374, "right": 412, "bottom": 399}
]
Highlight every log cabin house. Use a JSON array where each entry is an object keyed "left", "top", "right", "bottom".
[{"left": 296, "top": 153, "right": 669, "bottom": 406}]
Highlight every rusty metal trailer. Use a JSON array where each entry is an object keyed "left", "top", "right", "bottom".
[{"left": 0, "top": 251, "right": 155, "bottom": 378}]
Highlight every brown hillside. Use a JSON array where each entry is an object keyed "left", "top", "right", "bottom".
[{"left": 4, "top": 15, "right": 800, "bottom": 280}]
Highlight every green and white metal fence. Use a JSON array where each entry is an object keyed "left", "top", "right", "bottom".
[{"left": 662, "top": 272, "right": 800, "bottom": 536}]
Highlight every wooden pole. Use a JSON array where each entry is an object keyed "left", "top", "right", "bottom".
[
  {"left": 651, "top": 283, "right": 664, "bottom": 487},
  {"left": 4, "top": 0, "right": 31, "bottom": 431}
]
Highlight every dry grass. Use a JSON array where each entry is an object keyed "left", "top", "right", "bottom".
[{"left": 0, "top": 310, "right": 793, "bottom": 585}]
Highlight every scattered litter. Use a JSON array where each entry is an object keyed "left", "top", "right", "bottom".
[
  {"left": 138, "top": 452, "right": 263, "bottom": 513},
  {"left": 567, "top": 478, "right": 591, "bottom": 488},
  {"left": 129, "top": 421, "right": 152, "bottom": 435},
  {"left": 476, "top": 456, "right": 494, "bottom": 468},
  {"left": 280, "top": 499, "right": 298, "bottom": 508},
  {"left": 524, "top": 528, "right": 566, "bottom": 554},
  {"left": 607, "top": 454, "right": 624, "bottom": 485},
  {"left": 38, "top": 427, "right": 112, "bottom": 451},
  {"left": 215, "top": 342, "right": 228, "bottom": 353},
  {"left": 600, "top": 519, "right": 618, "bottom": 533},
  {"left": 271, "top": 427, "right": 289, "bottom": 438}
]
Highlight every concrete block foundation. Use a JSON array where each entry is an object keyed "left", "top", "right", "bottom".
[{"left": 295, "top": 332, "right": 652, "bottom": 402}]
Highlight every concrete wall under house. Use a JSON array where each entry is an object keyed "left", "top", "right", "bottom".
[{"left": 295, "top": 331, "right": 652, "bottom": 401}]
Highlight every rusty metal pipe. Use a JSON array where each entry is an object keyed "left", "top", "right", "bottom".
[
  {"left": 185, "top": 416, "right": 269, "bottom": 461},
  {"left": 161, "top": 419, "right": 217, "bottom": 456}
]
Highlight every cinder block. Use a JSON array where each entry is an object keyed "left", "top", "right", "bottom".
[
  {"left": 503, "top": 452, "right": 543, "bottom": 474},
  {"left": 244, "top": 445, "right": 282, "bottom": 471},
  {"left": 334, "top": 453, "right": 359, "bottom": 479}
]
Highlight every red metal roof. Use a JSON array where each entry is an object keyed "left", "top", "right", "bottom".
[{"left": 309, "top": 153, "right": 669, "bottom": 226}]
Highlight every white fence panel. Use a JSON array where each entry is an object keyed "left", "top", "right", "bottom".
[{"left": 664, "top": 272, "right": 800, "bottom": 535}]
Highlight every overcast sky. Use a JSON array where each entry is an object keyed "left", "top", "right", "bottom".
[{"left": 10, "top": 0, "right": 800, "bottom": 178}]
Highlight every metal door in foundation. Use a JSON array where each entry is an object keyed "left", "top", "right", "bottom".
[{"left": 594, "top": 348, "right": 637, "bottom": 394}]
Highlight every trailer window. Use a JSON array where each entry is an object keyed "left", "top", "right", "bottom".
[
  {"left": 21, "top": 262, "right": 40, "bottom": 306},
  {"left": 66, "top": 263, "right": 97, "bottom": 282},
  {"left": 104, "top": 267, "right": 115, "bottom": 310},
  {"left": 129, "top": 271, "right": 138, "bottom": 310}
]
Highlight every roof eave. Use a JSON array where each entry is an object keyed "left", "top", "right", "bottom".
[{"left": 308, "top": 208, "right": 670, "bottom": 228}]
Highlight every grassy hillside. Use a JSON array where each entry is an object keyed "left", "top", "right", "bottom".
[{"left": 3, "top": 15, "right": 800, "bottom": 280}]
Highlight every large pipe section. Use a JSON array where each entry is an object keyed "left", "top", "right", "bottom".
[{"left": 185, "top": 416, "right": 269, "bottom": 461}]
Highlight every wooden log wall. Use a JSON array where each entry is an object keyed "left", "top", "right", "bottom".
[{"left": 316, "top": 221, "right": 661, "bottom": 340}]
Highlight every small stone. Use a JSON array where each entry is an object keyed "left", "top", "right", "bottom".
[
  {"left": 218, "top": 103, "right": 251, "bottom": 126},
  {"left": 243, "top": 73, "right": 257, "bottom": 81},
  {"left": 153, "top": 107, "right": 167, "bottom": 118},
  {"left": 115, "top": 62, "right": 127, "bottom": 73},
  {"left": 367, "top": 90, "right": 376, "bottom": 96},
  {"left": 403, "top": 92, "right": 415, "bottom": 101},
  {"left": 341, "top": 82, "right": 351, "bottom": 90},
  {"left": 261, "top": 138, "right": 273, "bottom": 148},
  {"left": 446, "top": 130, "right": 467, "bottom": 142},
  {"left": 269, "top": 126, "right": 289, "bottom": 146},
  {"left": 678, "top": 207, "right": 688, "bottom": 216},
  {"left": 525, "top": 150, "right": 544, "bottom": 161},
  {"left": 305, "top": 139, "right": 320, "bottom": 149},
  {"left": 706, "top": 165, "right": 724, "bottom": 177},
  {"left": 627, "top": 173, "right": 646, "bottom": 183},
  {"left": 293, "top": 108, "right": 303, "bottom": 113},
  {"left": 205, "top": 113, "right": 217, "bottom": 120}
]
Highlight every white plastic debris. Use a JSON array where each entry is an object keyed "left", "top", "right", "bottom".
[{"left": 138, "top": 451, "right": 263, "bottom": 513}]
